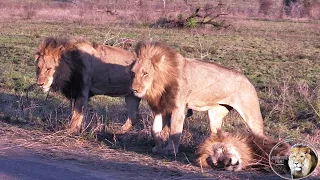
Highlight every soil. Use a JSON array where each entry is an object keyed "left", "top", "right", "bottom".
[{"left": 0, "top": 122, "right": 318, "bottom": 180}]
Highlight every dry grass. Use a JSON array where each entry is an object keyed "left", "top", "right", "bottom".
[{"left": 0, "top": 0, "right": 319, "bottom": 25}]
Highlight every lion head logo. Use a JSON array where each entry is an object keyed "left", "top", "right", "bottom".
[{"left": 289, "top": 144, "right": 318, "bottom": 179}]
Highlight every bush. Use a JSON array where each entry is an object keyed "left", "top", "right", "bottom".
[
  {"left": 186, "top": 17, "right": 197, "bottom": 28},
  {"left": 23, "top": 3, "right": 37, "bottom": 20},
  {"left": 258, "top": 0, "right": 273, "bottom": 15}
]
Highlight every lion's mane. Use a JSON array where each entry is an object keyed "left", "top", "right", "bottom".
[
  {"left": 37, "top": 37, "right": 97, "bottom": 99},
  {"left": 196, "top": 130, "right": 290, "bottom": 171},
  {"left": 134, "top": 42, "right": 183, "bottom": 115}
]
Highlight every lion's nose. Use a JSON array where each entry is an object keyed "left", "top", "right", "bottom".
[
  {"left": 37, "top": 82, "right": 44, "bottom": 86},
  {"left": 131, "top": 89, "right": 138, "bottom": 93}
]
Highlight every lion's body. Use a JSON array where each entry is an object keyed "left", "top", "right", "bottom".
[
  {"left": 131, "top": 42, "right": 264, "bottom": 154},
  {"left": 289, "top": 145, "right": 318, "bottom": 178},
  {"left": 36, "top": 37, "right": 140, "bottom": 133},
  {"left": 196, "top": 130, "right": 290, "bottom": 171}
]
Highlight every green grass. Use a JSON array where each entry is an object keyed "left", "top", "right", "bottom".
[{"left": 0, "top": 17, "right": 319, "bottom": 150}]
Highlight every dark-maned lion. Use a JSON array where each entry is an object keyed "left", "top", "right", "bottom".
[
  {"left": 35, "top": 37, "right": 140, "bottom": 133},
  {"left": 195, "top": 130, "right": 290, "bottom": 171},
  {"left": 130, "top": 42, "right": 265, "bottom": 155}
]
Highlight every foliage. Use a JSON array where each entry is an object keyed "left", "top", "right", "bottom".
[{"left": 185, "top": 17, "right": 197, "bottom": 28}]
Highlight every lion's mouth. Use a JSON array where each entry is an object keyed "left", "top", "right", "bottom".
[
  {"left": 42, "top": 87, "right": 50, "bottom": 92},
  {"left": 40, "top": 86, "right": 50, "bottom": 92},
  {"left": 294, "top": 167, "right": 302, "bottom": 171},
  {"left": 293, "top": 164, "right": 302, "bottom": 171},
  {"left": 133, "top": 92, "right": 145, "bottom": 98},
  {"left": 39, "top": 77, "right": 53, "bottom": 93},
  {"left": 133, "top": 89, "right": 147, "bottom": 98}
]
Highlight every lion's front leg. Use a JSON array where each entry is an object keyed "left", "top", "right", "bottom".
[
  {"left": 152, "top": 113, "right": 165, "bottom": 153},
  {"left": 151, "top": 113, "right": 171, "bottom": 153},
  {"left": 69, "top": 88, "right": 89, "bottom": 134},
  {"left": 120, "top": 94, "right": 141, "bottom": 134},
  {"left": 165, "top": 107, "right": 185, "bottom": 155}
]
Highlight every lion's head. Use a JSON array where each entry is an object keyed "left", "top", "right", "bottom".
[
  {"left": 35, "top": 37, "right": 64, "bottom": 92},
  {"left": 289, "top": 145, "right": 316, "bottom": 178},
  {"left": 130, "top": 42, "right": 183, "bottom": 113},
  {"left": 210, "top": 143, "right": 243, "bottom": 171},
  {"left": 35, "top": 37, "right": 90, "bottom": 95},
  {"left": 195, "top": 131, "right": 253, "bottom": 171}
]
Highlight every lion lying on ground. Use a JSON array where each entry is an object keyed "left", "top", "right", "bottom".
[
  {"left": 130, "top": 42, "right": 265, "bottom": 155},
  {"left": 289, "top": 145, "right": 318, "bottom": 179},
  {"left": 195, "top": 130, "right": 290, "bottom": 171},
  {"left": 35, "top": 37, "right": 140, "bottom": 134}
]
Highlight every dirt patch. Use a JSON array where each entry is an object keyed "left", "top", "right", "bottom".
[{"left": 0, "top": 121, "right": 318, "bottom": 180}]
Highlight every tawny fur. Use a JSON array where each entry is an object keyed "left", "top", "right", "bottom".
[
  {"left": 195, "top": 130, "right": 290, "bottom": 171},
  {"left": 131, "top": 41, "right": 265, "bottom": 155},
  {"left": 133, "top": 42, "right": 181, "bottom": 115},
  {"left": 35, "top": 37, "right": 140, "bottom": 133}
]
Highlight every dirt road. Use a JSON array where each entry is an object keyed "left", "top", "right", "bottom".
[
  {"left": 0, "top": 153, "right": 123, "bottom": 180},
  {"left": 0, "top": 122, "right": 318, "bottom": 180}
]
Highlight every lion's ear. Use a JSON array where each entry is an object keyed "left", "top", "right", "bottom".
[
  {"left": 52, "top": 46, "right": 64, "bottom": 63},
  {"left": 290, "top": 148, "right": 295, "bottom": 154},
  {"left": 303, "top": 147, "right": 311, "bottom": 154},
  {"left": 54, "top": 46, "right": 64, "bottom": 55},
  {"left": 126, "top": 61, "right": 136, "bottom": 74},
  {"left": 152, "top": 55, "right": 165, "bottom": 69}
]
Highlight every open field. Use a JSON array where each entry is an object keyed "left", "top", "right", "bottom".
[{"left": 0, "top": 0, "right": 319, "bottom": 179}]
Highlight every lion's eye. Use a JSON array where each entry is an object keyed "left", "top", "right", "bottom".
[
  {"left": 46, "top": 68, "right": 52, "bottom": 71},
  {"left": 142, "top": 72, "right": 148, "bottom": 77}
]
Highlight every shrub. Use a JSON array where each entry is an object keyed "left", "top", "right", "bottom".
[
  {"left": 258, "top": 0, "right": 273, "bottom": 15},
  {"left": 186, "top": 17, "right": 197, "bottom": 28}
]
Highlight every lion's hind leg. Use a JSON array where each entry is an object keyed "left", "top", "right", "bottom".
[
  {"left": 208, "top": 105, "right": 230, "bottom": 134},
  {"left": 231, "top": 95, "right": 265, "bottom": 136}
]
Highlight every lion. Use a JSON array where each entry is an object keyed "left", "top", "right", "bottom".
[
  {"left": 195, "top": 130, "right": 290, "bottom": 171},
  {"left": 35, "top": 37, "right": 141, "bottom": 134},
  {"left": 289, "top": 145, "right": 318, "bottom": 179},
  {"left": 130, "top": 42, "right": 265, "bottom": 155}
]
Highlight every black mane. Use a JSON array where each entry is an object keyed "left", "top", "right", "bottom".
[{"left": 52, "top": 49, "right": 85, "bottom": 99}]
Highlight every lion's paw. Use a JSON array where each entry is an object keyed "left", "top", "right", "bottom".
[
  {"left": 67, "top": 126, "right": 81, "bottom": 135},
  {"left": 152, "top": 146, "right": 164, "bottom": 154}
]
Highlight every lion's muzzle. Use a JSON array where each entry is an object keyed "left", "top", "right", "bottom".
[
  {"left": 293, "top": 162, "right": 302, "bottom": 171},
  {"left": 36, "top": 76, "right": 53, "bottom": 92}
]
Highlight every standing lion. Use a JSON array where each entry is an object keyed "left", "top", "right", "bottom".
[
  {"left": 35, "top": 37, "right": 140, "bottom": 134},
  {"left": 130, "top": 42, "right": 265, "bottom": 155}
]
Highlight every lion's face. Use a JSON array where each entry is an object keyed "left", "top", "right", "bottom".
[
  {"left": 130, "top": 58, "right": 155, "bottom": 98},
  {"left": 289, "top": 147, "right": 311, "bottom": 172},
  {"left": 211, "top": 143, "right": 242, "bottom": 171},
  {"left": 35, "top": 52, "right": 59, "bottom": 92}
]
